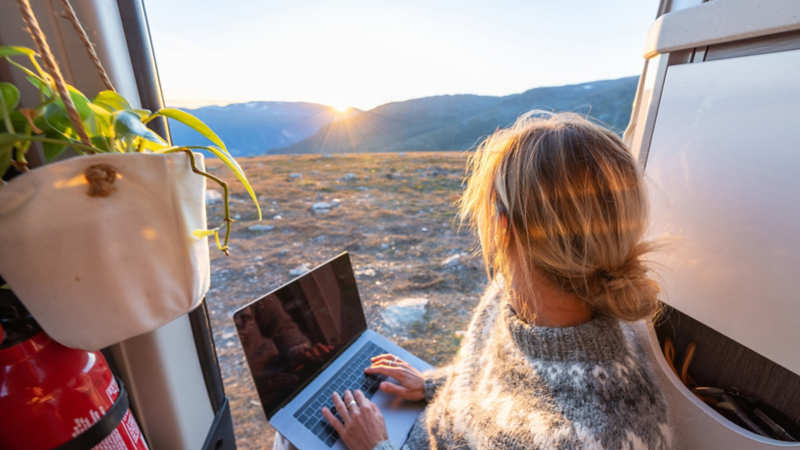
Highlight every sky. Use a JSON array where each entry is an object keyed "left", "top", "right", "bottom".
[{"left": 144, "top": 0, "right": 659, "bottom": 111}]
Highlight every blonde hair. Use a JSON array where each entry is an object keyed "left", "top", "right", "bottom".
[{"left": 459, "top": 111, "right": 660, "bottom": 321}]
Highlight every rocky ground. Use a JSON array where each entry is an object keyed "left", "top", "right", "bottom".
[{"left": 203, "top": 152, "right": 486, "bottom": 449}]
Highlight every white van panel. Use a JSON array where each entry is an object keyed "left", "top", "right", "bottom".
[
  {"left": 112, "top": 314, "right": 214, "bottom": 450},
  {"left": 645, "top": 48, "right": 800, "bottom": 376},
  {"left": 644, "top": 0, "right": 800, "bottom": 58}
]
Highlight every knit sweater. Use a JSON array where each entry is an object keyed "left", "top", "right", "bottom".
[{"left": 376, "top": 284, "right": 672, "bottom": 450}]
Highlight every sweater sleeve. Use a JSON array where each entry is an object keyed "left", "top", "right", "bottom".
[
  {"left": 373, "top": 440, "right": 398, "bottom": 450},
  {"left": 422, "top": 366, "right": 451, "bottom": 402}
]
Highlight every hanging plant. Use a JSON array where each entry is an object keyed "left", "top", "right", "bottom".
[
  {"left": 0, "top": 0, "right": 265, "bottom": 350},
  {"left": 0, "top": 45, "right": 260, "bottom": 255}
]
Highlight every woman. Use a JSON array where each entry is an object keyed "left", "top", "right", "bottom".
[{"left": 316, "top": 112, "right": 673, "bottom": 449}]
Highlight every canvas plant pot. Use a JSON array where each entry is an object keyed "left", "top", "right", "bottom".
[{"left": 0, "top": 152, "right": 211, "bottom": 350}]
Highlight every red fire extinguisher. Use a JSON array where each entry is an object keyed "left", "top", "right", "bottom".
[{"left": 0, "top": 285, "right": 148, "bottom": 449}]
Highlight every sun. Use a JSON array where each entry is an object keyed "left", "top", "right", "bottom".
[{"left": 333, "top": 104, "right": 350, "bottom": 113}]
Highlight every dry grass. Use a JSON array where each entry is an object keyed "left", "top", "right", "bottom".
[{"left": 203, "top": 152, "right": 485, "bottom": 449}]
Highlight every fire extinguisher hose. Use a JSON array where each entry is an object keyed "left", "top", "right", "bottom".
[{"left": 54, "top": 376, "right": 131, "bottom": 450}]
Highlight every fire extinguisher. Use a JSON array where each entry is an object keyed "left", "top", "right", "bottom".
[{"left": 0, "top": 282, "right": 148, "bottom": 450}]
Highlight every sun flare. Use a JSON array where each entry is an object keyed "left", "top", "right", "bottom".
[{"left": 333, "top": 104, "right": 350, "bottom": 113}]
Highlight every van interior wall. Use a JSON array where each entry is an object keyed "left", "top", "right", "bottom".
[{"left": 655, "top": 307, "right": 800, "bottom": 425}]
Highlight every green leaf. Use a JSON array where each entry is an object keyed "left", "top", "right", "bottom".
[
  {"left": 113, "top": 110, "right": 164, "bottom": 145},
  {"left": 140, "top": 137, "right": 169, "bottom": 151},
  {"left": 0, "top": 133, "right": 26, "bottom": 147},
  {"left": 43, "top": 140, "right": 67, "bottom": 162},
  {"left": 64, "top": 87, "right": 93, "bottom": 122},
  {"left": 88, "top": 102, "right": 112, "bottom": 118},
  {"left": 0, "top": 46, "right": 35, "bottom": 58},
  {"left": 26, "top": 76, "right": 93, "bottom": 122},
  {"left": 198, "top": 146, "right": 261, "bottom": 220},
  {"left": 87, "top": 104, "right": 113, "bottom": 138},
  {"left": 10, "top": 111, "right": 27, "bottom": 132},
  {"left": 89, "top": 136, "right": 112, "bottom": 153},
  {"left": 0, "top": 133, "right": 26, "bottom": 175},
  {"left": 93, "top": 90, "right": 132, "bottom": 112},
  {"left": 192, "top": 229, "right": 217, "bottom": 239},
  {"left": 6, "top": 59, "right": 43, "bottom": 86},
  {"left": 0, "top": 82, "right": 20, "bottom": 112},
  {"left": 36, "top": 103, "right": 72, "bottom": 136},
  {"left": 0, "top": 111, "right": 25, "bottom": 134},
  {"left": 0, "top": 145, "right": 12, "bottom": 178},
  {"left": 132, "top": 109, "right": 151, "bottom": 120},
  {"left": 26, "top": 75, "right": 53, "bottom": 97},
  {"left": 156, "top": 108, "right": 227, "bottom": 151}
]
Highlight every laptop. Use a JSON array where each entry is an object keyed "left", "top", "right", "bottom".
[{"left": 234, "top": 252, "right": 433, "bottom": 449}]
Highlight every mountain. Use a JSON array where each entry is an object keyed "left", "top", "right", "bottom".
[
  {"left": 272, "top": 76, "right": 638, "bottom": 154},
  {"left": 168, "top": 101, "right": 359, "bottom": 156}
]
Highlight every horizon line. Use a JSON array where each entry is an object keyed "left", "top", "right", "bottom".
[{"left": 165, "top": 74, "right": 640, "bottom": 111}]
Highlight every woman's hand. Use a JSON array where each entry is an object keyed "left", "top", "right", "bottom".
[
  {"left": 322, "top": 390, "right": 388, "bottom": 450},
  {"left": 365, "top": 354, "right": 425, "bottom": 402}
]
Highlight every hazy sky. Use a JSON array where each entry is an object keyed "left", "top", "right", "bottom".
[{"left": 145, "top": 0, "right": 658, "bottom": 110}]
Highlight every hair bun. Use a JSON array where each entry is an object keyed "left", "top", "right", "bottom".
[
  {"left": 586, "top": 242, "right": 661, "bottom": 321},
  {"left": 594, "top": 268, "right": 618, "bottom": 282}
]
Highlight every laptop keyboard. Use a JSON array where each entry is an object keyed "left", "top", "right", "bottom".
[{"left": 293, "top": 342, "right": 389, "bottom": 447}]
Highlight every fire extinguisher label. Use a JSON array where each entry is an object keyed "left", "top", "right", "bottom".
[
  {"left": 106, "top": 377, "right": 120, "bottom": 400},
  {"left": 72, "top": 407, "right": 108, "bottom": 438},
  {"left": 122, "top": 410, "right": 141, "bottom": 445},
  {"left": 91, "top": 412, "right": 148, "bottom": 450},
  {"left": 103, "top": 377, "right": 148, "bottom": 449},
  {"left": 66, "top": 378, "right": 148, "bottom": 449},
  {"left": 96, "top": 429, "right": 127, "bottom": 450}
]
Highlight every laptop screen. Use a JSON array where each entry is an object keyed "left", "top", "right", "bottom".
[{"left": 233, "top": 252, "right": 368, "bottom": 419}]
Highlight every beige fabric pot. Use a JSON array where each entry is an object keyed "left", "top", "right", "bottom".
[{"left": 0, "top": 152, "right": 211, "bottom": 350}]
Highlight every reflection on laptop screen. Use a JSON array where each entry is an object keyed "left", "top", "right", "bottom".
[{"left": 234, "top": 253, "right": 368, "bottom": 418}]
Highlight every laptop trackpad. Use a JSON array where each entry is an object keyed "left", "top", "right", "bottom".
[{"left": 371, "top": 384, "right": 426, "bottom": 444}]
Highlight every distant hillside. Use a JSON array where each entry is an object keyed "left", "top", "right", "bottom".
[
  {"left": 168, "top": 102, "right": 359, "bottom": 156},
  {"left": 272, "top": 76, "right": 638, "bottom": 154}
]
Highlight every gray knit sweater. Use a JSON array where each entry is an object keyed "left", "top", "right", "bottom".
[{"left": 376, "top": 285, "right": 673, "bottom": 450}]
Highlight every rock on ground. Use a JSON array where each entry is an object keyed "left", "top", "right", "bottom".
[
  {"left": 381, "top": 297, "right": 429, "bottom": 330},
  {"left": 441, "top": 253, "right": 466, "bottom": 268},
  {"left": 289, "top": 264, "right": 310, "bottom": 276},
  {"left": 206, "top": 190, "right": 223, "bottom": 205},
  {"left": 248, "top": 224, "right": 275, "bottom": 232}
]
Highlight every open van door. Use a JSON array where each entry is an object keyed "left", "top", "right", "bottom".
[
  {"left": 626, "top": 0, "right": 800, "bottom": 448},
  {"left": 0, "top": 1, "right": 235, "bottom": 449}
]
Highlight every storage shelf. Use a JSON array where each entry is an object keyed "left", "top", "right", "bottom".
[{"left": 632, "top": 315, "right": 800, "bottom": 448}]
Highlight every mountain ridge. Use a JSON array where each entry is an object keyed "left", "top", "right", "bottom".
[
  {"left": 168, "top": 76, "right": 638, "bottom": 156},
  {"left": 272, "top": 76, "right": 638, "bottom": 154}
]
